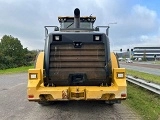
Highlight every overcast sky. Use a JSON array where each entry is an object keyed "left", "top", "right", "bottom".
[{"left": 0, "top": 0, "right": 160, "bottom": 51}]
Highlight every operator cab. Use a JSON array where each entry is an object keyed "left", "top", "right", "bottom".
[{"left": 58, "top": 16, "right": 96, "bottom": 29}]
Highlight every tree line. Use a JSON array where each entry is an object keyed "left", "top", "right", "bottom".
[{"left": 0, "top": 35, "right": 39, "bottom": 69}]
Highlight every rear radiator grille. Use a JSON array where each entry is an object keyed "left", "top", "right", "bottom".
[{"left": 49, "top": 44, "right": 106, "bottom": 83}]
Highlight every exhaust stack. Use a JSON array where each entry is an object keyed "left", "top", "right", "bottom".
[{"left": 74, "top": 8, "right": 80, "bottom": 28}]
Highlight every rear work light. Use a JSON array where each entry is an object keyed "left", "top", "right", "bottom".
[
  {"left": 29, "top": 73, "right": 37, "bottom": 79},
  {"left": 55, "top": 36, "right": 60, "bottom": 41},
  {"left": 95, "top": 36, "right": 100, "bottom": 40},
  {"left": 53, "top": 35, "right": 62, "bottom": 41},
  {"left": 117, "top": 73, "right": 124, "bottom": 78},
  {"left": 93, "top": 35, "right": 101, "bottom": 41}
]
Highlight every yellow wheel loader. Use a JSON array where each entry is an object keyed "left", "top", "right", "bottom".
[{"left": 27, "top": 8, "right": 127, "bottom": 105}]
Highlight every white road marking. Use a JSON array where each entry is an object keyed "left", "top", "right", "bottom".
[{"left": 9, "top": 83, "right": 26, "bottom": 89}]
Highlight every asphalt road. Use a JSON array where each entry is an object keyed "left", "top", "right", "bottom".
[
  {"left": 120, "top": 62, "right": 160, "bottom": 76},
  {"left": 0, "top": 73, "right": 141, "bottom": 120}
]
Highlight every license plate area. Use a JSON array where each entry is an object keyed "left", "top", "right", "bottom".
[{"left": 70, "top": 92, "right": 85, "bottom": 99}]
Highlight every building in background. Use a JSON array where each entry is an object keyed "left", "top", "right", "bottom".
[{"left": 133, "top": 47, "right": 160, "bottom": 61}]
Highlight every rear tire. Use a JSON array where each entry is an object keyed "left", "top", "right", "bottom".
[
  {"left": 105, "top": 101, "right": 114, "bottom": 105},
  {"left": 38, "top": 101, "right": 54, "bottom": 106},
  {"left": 107, "top": 103, "right": 114, "bottom": 105}
]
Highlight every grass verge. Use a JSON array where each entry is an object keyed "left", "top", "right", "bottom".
[
  {"left": 0, "top": 65, "right": 34, "bottom": 74},
  {"left": 124, "top": 83, "right": 160, "bottom": 120},
  {"left": 154, "top": 61, "right": 160, "bottom": 64},
  {"left": 126, "top": 69, "right": 160, "bottom": 84}
]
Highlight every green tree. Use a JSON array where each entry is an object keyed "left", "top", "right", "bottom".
[
  {"left": 23, "top": 49, "right": 38, "bottom": 65},
  {"left": 0, "top": 35, "right": 25, "bottom": 68}
]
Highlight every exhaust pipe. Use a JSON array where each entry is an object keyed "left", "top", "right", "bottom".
[{"left": 74, "top": 8, "right": 80, "bottom": 28}]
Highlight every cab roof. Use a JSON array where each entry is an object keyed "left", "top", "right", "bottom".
[{"left": 58, "top": 16, "right": 96, "bottom": 23}]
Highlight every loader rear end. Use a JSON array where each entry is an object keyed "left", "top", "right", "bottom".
[{"left": 27, "top": 8, "right": 127, "bottom": 105}]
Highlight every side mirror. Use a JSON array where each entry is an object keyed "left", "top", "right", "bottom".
[
  {"left": 95, "top": 27, "right": 99, "bottom": 31},
  {"left": 54, "top": 27, "right": 59, "bottom": 31}
]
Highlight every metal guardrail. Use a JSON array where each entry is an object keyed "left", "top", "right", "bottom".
[{"left": 126, "top": 75, "right": 160, "bottom": 95}]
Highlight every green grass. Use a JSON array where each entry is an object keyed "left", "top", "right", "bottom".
[
  {"left": 126, "top": 69, "right": 160, "bottom": 84},
  {"left": 154, "top": 61, "right": 160, "bottom": 64},
  {"left": 125, "top": 69, "right": 160, "bottom": 119},
  {"left": 0, "top": 65, "right": 34, "bottom": 74},
  {"left": 124, "top": 83, "right": 160, "bottom": 120}
]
